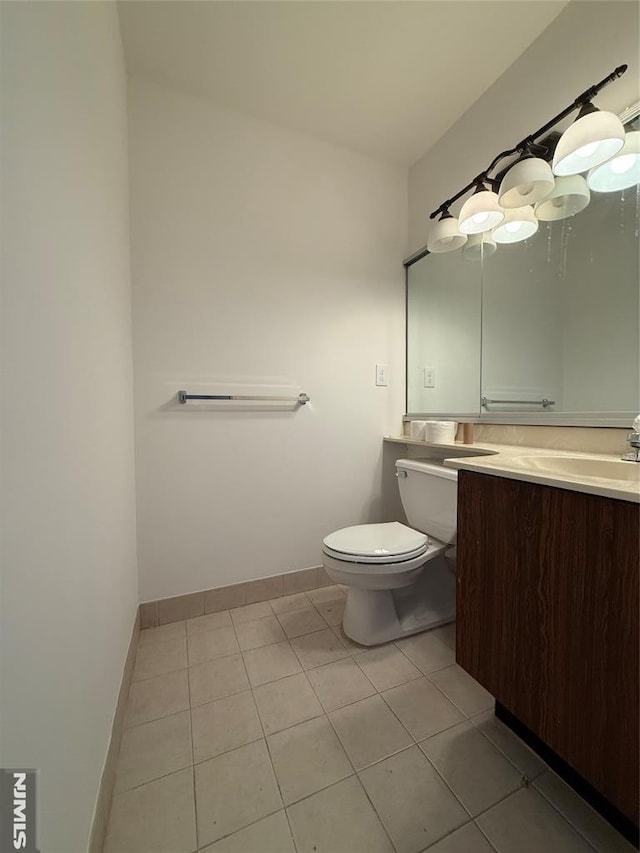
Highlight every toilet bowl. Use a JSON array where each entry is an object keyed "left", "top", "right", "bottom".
[{"left": 321, "top": 459, "right": 457, "bottom": 646}]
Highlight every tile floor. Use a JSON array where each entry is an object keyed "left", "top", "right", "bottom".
[{"left": 105, "top": 585, "right": 635, "bottom": 853}]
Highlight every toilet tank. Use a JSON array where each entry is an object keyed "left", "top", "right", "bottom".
[{"left": 396, "top": 459, "right": 458, "bottom": 544}]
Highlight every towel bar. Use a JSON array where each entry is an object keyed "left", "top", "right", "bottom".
[{"left": 178, "top": 390, "right": 310, "bottom": 405}]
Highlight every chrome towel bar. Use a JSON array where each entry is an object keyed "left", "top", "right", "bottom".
[
  {"left": 178, "top": 390, "right": 310, "bottom": 405},
  {"left": 481, "top": 396, "right": 555, "bottom": 408}
]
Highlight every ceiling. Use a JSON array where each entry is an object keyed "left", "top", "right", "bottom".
[{"left": 118, "top": 0, "right": 568, "bottom": 167}]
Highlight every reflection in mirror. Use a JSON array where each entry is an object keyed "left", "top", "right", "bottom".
[
  {"left": 406, "top": 115, "right": 640, "bottom": 425},
  {"left": 406, "top": 250, "right": 480, "bottom": 416},
  {"left": 481, "top": 181, "right": 639, "bottom": 416}
]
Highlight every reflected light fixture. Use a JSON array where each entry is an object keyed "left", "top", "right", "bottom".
[
  {"left": 461, "top": 231, "right": 497, "bottom": 261},
  {"left": 492, "top": 206, "right": 539, "bottom": 243},
  {"left": 588, "top": 130, "right": 640, "bottom": 192},
  {"left": 498, "top": 157, "right": 555, "bottom": 208},
  {"left": 552, "top": 103, "right": 625, "bottom": 176},
  {"left": 534, "top": 175, "right": 590, "bottom": 221},
  {"left": 458, "top": 184, "right": 504, "bottom": 235},
  {"left": 427, "top": 211, "right": 467, "bottom": 253}
]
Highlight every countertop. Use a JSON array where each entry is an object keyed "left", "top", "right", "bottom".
[{"left": 383, "top": 436, "right": 640, "bottom": 503}]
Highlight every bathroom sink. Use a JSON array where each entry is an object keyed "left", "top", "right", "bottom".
[{"left": 510, "top": 455, "right": 640, "bottom": 482}]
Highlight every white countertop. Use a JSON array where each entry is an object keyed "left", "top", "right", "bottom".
[{"left": 383, "top": 436, "right": 640, "bottom": 503}]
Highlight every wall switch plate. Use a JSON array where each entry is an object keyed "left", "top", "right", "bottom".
[
  {"left": 376, "top": 363, "right": 388, "bottom": 386},
  {"left": 423, "top": 367, "right": 436, "bottom": 388}
]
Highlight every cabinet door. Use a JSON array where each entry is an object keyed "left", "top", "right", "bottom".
[{"left": 456, "top": 471, "right": 639, "bottom": 824}]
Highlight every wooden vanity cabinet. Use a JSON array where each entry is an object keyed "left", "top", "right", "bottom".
[{"left": 456, "top": 470, "right": 639, "bottom": 827}]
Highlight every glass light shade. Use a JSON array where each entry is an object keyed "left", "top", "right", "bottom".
[
  {"left": 461, "top": 231, "right": 497, "bottom": 261},
  {"left": 498, "top": 158, "right": 555, "bottom": 208},
  {"left": 553, "top": 109, "right": 625, "bottom": 176},
  {"left": 458, "top": 190, "right": 504, "bottom": 234},
  {"left": 587, "top": 131, "right": 640, "bottom": 192},
  {"left": 492, "top": 206, "right": 539, "bottom": 244},
  {"left": 427, "top": 216, "right": 467, "bottom": 253},
  {"left": 534, "top": 175, "right": 590, "bottom": 221}
]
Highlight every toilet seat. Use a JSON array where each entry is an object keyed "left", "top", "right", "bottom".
[{"left": 322, "top": 521, "right": 440, "bottom": 566}]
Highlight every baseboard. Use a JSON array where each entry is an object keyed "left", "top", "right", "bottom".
[
  {"left": 139, "top": 565, "right": 331, "bottom": 628},
  {"left": 88, "top": 609, "right": 141, "bottom": 853}
]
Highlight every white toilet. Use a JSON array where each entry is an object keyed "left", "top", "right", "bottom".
[{"left": 322, "top": 458, "right": 457, "bottom": 646}]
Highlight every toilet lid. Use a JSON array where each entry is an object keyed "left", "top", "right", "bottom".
[{"left": 323, "top": 522, "right": 429, "bottom": 563}]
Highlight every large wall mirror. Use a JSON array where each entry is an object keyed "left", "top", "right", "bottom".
[{"left": 406, "top": 115, "right": 640, "bottom": 426}]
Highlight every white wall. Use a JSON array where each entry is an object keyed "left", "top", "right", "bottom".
[
  {"left": 0, "top": 4, "right": 138, "bottom": 852},
  {"left": 129, "top": 77, "right": 407, "bottom": 602},
  {"left": 409, "top": 1, "right": 640, "bottom": 254}
]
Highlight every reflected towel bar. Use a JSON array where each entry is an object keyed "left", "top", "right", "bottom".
[
  {"left": 178, "top": 390, "right": 310, "bottom": 405},
  {"left": 481, "top": 396, "right": 555, "bottom": 408}
]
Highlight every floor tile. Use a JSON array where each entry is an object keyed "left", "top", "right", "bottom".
[
  {"left": 307, "top": 656, "right": 376, "bottom": 711},
  {"left": 270, "top": 592, "right": 314, "bottom": 614},
  {"left": 189, "top": 654, "right": 249, "bottom": 706},
  {"left": 230, "top": 601, "right": 273, "bottom": 625},
  {"left": 331, "top": 624, "right": 368, "bottom": 655},
  {"left": 287, "top": 775, "right": 394, "bottom": 853},
  {"left": 306, "top": 585, "right": 345, "bottom": 605},
  {"left": 431, "top": 622, "right": 456, "bottom": 651},
  {"left": 356, "top": 644, "right": 422, "bottom": 691},
  {"left": 422, "top": 821, "right": 494, "bottom": 853},
  {"left": 186, "top": 610, "right": 231, "bottom": 632},
  {"left": 243, "top": 640, "right": 302, "bottom": 687},
  {"left": 236, "top": 615, "right": 286, "bottom": 651},
  {"left": 195, "top": 739, "right": 282, "bottom": 847},
  {"left": 268, "top": 715, "right": 352, "bottom": 805},
  {"left": 133, "top": 633, "right": 188, "bottom": 681},
  {"left": 429, "top": 664, "right": 494, "bottom": 717},
  {"left": 307, "top": 586, "right": 346, "bottom": 626},
  {"left": 114, "top": 710, "right": 192, "bottom": 793},
  {"left": 138, "top": 621, "right": 186, "bottom": 647},
  {"left": 360, "top": 746, "right": 468, "bottom": 853},
  {"left": 382, "top": 677, "right": 464, "bottom": 741},
  {"left": 477, "top": 787, "right": 595, "bottom": 852},
  {"left": 534, "top": 770, "right": 637, "bottom": 853},
  {"left": 187, "top": 625, "right": 240, "bottom": 665},
  {"left": 277, "top": 607, "right": 327, "bottom": 638},
  {"left": 330, "top": 694, "right": 412, "bottom": 770},
  {"left": 420, "top": 720, "right": 522, "bottom": 816},
  {"left": 105, "top": 769, "right": 195, "bottom": 853},
  {"left": 192, "top": 690, "right": 262, "bottom": 762},
  {"left": 396, "top": 631, "right": 454, "bottom": 675},
  {"left": 200, "top": 811, "right": 295, "bottom": 852},
  {"left": 254, "top": 672, "right": 323, "bottom": 735},
  {"left": 291, "top": 628, "right": 350, "bottom": 669},
  {"left": 472, "top": 711, "right": 546, "bottom": 779},
  {"left": 124, "top": 668, "right": 189, "bottom": 728}
]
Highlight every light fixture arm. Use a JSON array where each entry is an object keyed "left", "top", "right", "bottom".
[{"left": 429, "top": 63, "right": 628, "bottom": 220}]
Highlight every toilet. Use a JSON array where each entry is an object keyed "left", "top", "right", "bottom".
[{"left": 322, "top": 458, "right": 457, "bottom": 646}]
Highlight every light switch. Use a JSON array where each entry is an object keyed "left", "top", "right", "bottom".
[
  {"left": 376, "top": 363, "right": 388, "bottom": 386},
  {"left": 423, "top": 367, "right": 436, "bottom": 388}
]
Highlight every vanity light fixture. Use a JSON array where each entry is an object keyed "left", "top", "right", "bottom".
[
  {"left": 461, "top": 231, "right": 497, "bottom": 261},
  {"left": 552, "top": 103, "right": 626, "bottom": 176},
  {"left": 534, "top": 175, "right": 590, "bottom": 221},
  {"left": 587, "top": 130, "right": 640, "bottom": 192},
  {"left": 426, "top": 211, "right": 467, "bottom": 253},
  {"left": 498, "top": 156, "right": 555, "bottom": 208},
  {"left": 458, "top": 184, "right": 504, "bottom": 235},
  {"left": 428, "top": 64, "right": 628, "bottom": 249},
  {"left": 492, "top": 205, "right": 539, "bottom": 243}
]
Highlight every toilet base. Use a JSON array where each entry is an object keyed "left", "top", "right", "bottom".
[{"left": 340, "top": 555, "right": 456, "bottom": 646}]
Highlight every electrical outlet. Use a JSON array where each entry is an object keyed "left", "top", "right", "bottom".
[
  {"left": 423, "top": 367, "right": 436, "bottom": 388},
  {"left": 376, "top": 363, "right": 388, "bottom": 386}
]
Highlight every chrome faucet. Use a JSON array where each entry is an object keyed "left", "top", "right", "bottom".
[{"left": 622, "top": 431, "right": 640, "bottom": 462}]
